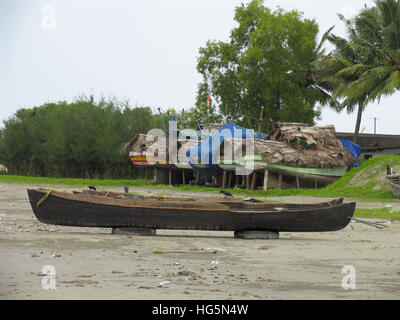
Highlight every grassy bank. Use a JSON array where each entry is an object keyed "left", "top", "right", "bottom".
[
  {"left": 1, "top": 155, "right": 400, "bottom": 201},
  {"left": 354, "top": 208, "right": 399, "bottom": 221},
  {"left": 0, "top": 175, "right": 147, "bottom": 188}
]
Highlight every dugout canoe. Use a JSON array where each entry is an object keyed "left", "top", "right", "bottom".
[{"left": 27, "top": 189, "right": 355, "bottom": 233}]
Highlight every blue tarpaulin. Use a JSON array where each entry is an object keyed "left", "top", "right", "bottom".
[
  {"left": 187, "top": 123, "right": 267, "bottom": 169},
  {"left": 339, "top": 139, "right": 361, "bottom": 167}
]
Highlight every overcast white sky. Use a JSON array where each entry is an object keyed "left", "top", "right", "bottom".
[{"left": 1, "top": 0, "right": 399, "bottom": 134}]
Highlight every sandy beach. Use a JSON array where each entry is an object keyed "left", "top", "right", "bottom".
[{"left": 0, "top": 183, "right": 399, "bottom": 300}]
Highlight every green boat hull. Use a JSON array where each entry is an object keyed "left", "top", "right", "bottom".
[{"left": 220, "top": 155, "right": 347, "bottom": 186}]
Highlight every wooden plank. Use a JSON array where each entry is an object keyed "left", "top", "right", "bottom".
[
  {"left": 251, "top": 172, "right": 256, "bottom": 190},
  {"left": 182, "top": 169, "right": 185, "bottom": 185},
  {"left": 246, "top": 175, "right": 250, "bottom": 190},
  {"left": 222, "top": 171, "right": 227, "bottom": 189},
  {"left": 169, "top": 168, "right": 172, "bottom": 186},
  {"left": 227, "top": 172, "right": 232, "bottom": 188},
  {"left": 278, "top": 173, "right": 282, "bottom": 189},
  {"left": 263, "top": 169, "right": 269, "bottom": 190},
  {"left": 296, "top": 175, "right": 300, "bottom": 189}
]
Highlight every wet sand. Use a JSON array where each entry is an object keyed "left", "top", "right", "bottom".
[{"left": 0, "top": 183, "right": 399, "bottom": 300}]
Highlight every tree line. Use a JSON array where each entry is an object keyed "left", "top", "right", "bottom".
[
  {"left": 0, "top": 96, "right": 162, "bottom": 178},
  {"left": 0, "top": 96, "right": 223, "bottom": 178}
]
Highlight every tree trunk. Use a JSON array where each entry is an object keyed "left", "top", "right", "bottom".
[
  {"left": 222, "top": 170, "right": 227, "bottom": 189},
  {"left": 353, "top": 102, "right": 364, "bottom": 144},
  {"left": 246, "top": 115, "right": 253, "bottom": 130}
]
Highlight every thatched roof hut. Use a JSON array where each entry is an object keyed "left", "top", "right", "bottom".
[{"left": 222, "top": 123, "right": 355, "bottom": 169}]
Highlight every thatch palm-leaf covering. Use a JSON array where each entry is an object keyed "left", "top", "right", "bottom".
[{"left": 222, "top": 123, "right": 355, "bottom": 169}]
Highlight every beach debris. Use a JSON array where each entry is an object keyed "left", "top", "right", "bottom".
[
  {"left": 153, "top": 249, "right": 218, "bottom": 254},
  {"left": 173, "top": 261, "right": 180, "bottom": 266},
  {"left": 153, "top": 250, "right": 167, "bottom": 254},
  {"left": 349, "top": 217, "right": 386, "bottom": 229},
  {"left": 49, "top": 254, "right": 62, "bottom": 258},
  {"left": 244, "top": 197, "right": 263, "bottom": 203},
  {"left": 88, "top": 186, "right": 97, "bottom": 191},
  {"left": 159, "top": 280, "right": 170, "bottom": 286},
  {"left": 61, "top": 279, "right": 99, "bottom": 285},
  {"left": 176, "top": 270, "right": 195, "bottom": 277},
  {"left": 31, "top": 253, "right": 40, "bottom": 258},
  {"left": 203, "top": 247, "right": 226, "bottom": 252},
  {"left": 211, "top": 259, "right": 220, "bottom": 265}
]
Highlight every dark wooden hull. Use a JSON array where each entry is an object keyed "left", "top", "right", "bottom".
[{"left": 27, "top": 189, "right": 355, "bottom": 232}]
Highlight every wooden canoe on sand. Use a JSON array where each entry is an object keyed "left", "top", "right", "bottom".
[{"left": 27, "top": 189, "right": 355, "bottom": 233}]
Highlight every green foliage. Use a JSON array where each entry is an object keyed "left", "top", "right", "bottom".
[
  {"left": 0, "top": 96, "right": 163, "bottom": 178},
  {"left": 0, "top": 174, "right": 146, "bottom": 187},
  {"left": 326, "top": 0, "right": 400, "bottom": 140},
  {"left": 354, "top": 208, "right": 400, "bottom": 221},
  {"left": 195, "top": 0, "right": 329, "bottom": 132}
]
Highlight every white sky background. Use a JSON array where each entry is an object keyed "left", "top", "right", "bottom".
[{"left": 1, "top": 0, "right": 399, "bottom": 134}]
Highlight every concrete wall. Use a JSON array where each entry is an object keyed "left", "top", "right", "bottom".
[{"left": 361, "top": 148, "right": 400, "bottom": 159}]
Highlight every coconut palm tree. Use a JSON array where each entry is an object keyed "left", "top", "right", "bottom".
[
  {"left": 327, "top": 0, "right": 400, "bottom": 143},
  {"left": 325, "top": 28, "right": 370, "bottom": 143}
]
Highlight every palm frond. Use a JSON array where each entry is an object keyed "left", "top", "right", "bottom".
[{"left": 336, "top": 63, "right": 372, "bottom": 79}]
